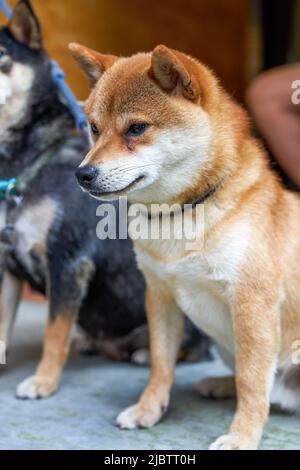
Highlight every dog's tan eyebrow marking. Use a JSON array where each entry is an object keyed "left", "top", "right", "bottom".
[{"left": 89, "top": 109, "right": 102, "bottom": 124}]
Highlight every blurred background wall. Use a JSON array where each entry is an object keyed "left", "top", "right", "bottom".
[
  {"left": 1, "top": 0, "right": 248, "bottom": 101},
  {"left": 1, "top": 1, "right": 299, "bottom": 103}
]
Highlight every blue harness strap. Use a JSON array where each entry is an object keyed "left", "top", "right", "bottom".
[
  {"left": 0, "top": 179, "right": 16, "bottom": 200},
  {"left": 0, "top": 179, "right": 16, "bottom": 191}
]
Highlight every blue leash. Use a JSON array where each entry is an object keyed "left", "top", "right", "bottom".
[
  {"left": 0, "top": 0, "right": 11, "bottom": 18},
  {"left": 50, "top": 60, "right": 90, "bottom": 141},
  {"left": 0, "top": 0, "right": 90, "bottom": 194}
]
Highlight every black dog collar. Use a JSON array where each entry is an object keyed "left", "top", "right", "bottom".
[{"left": 144, "top": 181, "right": 221, "bottom": 220}]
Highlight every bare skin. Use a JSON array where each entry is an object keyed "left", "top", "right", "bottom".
[{"left": 247, "top": 64, "right": 300, "bottom": 186}]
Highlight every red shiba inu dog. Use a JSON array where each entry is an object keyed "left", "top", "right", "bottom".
[{"left": 70, "top": 42, "right": 300, "bottom": 450}]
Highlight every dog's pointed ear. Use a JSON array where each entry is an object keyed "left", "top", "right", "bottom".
[
  {"left": 150, "top": 45, "right": 199, "bottom": 100},
  {"left": 69, "top": 43, "right": 118, "bottom": 85},
  {"left": 8, "top": 0, "right": 42, "bottom": 50}
]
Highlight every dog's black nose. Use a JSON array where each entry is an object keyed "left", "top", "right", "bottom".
[{"left": 76, "top": 166, "right": 98, "bottom": 188}]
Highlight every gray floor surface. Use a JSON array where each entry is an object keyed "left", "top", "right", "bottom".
[{"left": 0, "top": 301, "right": 299, "bottom": 450}]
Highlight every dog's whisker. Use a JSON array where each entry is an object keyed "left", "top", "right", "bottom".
[{"left": 108, "top": 163, "right": 157, "bottom": 174}]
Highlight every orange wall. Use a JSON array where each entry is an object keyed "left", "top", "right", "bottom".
[{"left": 2, "top": 0, "right": 247, "bottom": 101}]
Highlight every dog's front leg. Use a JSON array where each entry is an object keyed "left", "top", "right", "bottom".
[
  {"left": 210, "top": 282, "right": 280, "bottom": 450},
  {"left": 0, "top": 272, "right": 23, "bottom": 356},
  {"left": 17, "top": 312, "right": 74, "bottom": 399},
  {"left": 117, "top": 286, "right": 184, "bottom": 429},
  {"left": 16, "top": 257, "right": 94, "bottom": 399}
]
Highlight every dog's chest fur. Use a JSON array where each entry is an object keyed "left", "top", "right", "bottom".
[
  {"left": 0, "top": 197, "right": 59, "bottom": 287},
  {"left": 135, "top": 217, "right": 250, "bottom": 359}
]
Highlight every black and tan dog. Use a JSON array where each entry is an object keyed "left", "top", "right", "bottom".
[
  {"left": 0, "top": 0, "right": 149, "bottom": 399},
  {"left": 0, "top": 1, "right": 209, "bottom": 400}
]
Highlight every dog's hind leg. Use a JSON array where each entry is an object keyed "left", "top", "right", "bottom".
[
  {"left": 16, "top": 257, "right": 94, "bottom": 399},
  {"left": 0, "top": 272, "right": 23, "bottom": 360},
  {"left": 271, "top": 364, "right": 300, "bottom": 412},
  {"left": 197, "top": 376, "right": 236, "bottom": 399},
  {"left": 210, "top": 284, "right": 280, "bottom": 450}
]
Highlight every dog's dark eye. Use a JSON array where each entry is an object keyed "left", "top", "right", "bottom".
[
  {"left": 126, "top": 123, "right": 148, "bottom": 137},
  {"left": 90, "top": 122, "right": 100, "bottom": 136},
  {"left": 0, "top": 50, "right": 7, "bottom": 59}
]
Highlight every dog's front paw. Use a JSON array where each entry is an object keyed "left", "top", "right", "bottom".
[
  {"left": 116, "top": 401, "right": 166, "bottom": 430},
  {"left": 130, "top": 348, "right": 150, "bottom": 365},
  {"left": 209, "top": 433, "right": 257, "bottom": 450},
  {"left": 16, "top": 375, "right": 58, "bottom": 399}
]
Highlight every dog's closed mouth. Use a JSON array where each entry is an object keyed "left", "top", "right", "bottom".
[{"left": 89, "top": 175, "right": 145, "bottom": 198}]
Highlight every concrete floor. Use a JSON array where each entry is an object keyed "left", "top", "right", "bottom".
[{"left": 0, "top": 302, "right": 299, "bottom": 450}]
